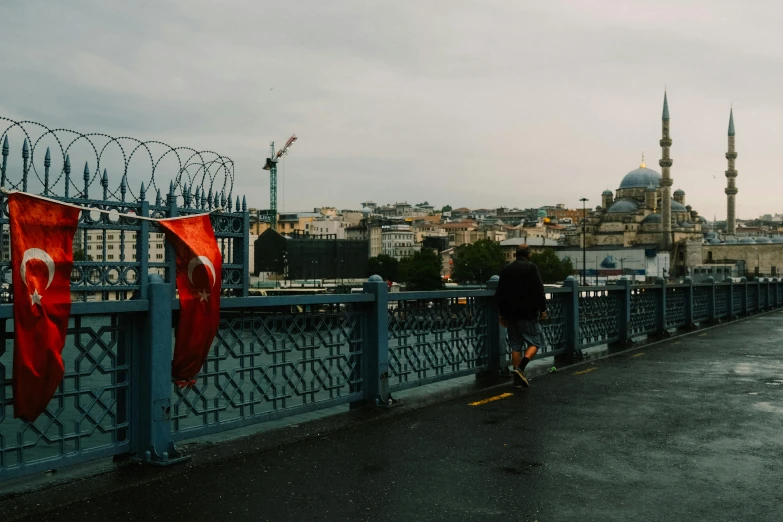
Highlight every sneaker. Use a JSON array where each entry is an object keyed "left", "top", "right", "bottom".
[{"left": 512, "top": 368, "right": 529, "bottom": 388}]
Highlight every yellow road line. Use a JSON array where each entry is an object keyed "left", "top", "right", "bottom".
[
  {"left": 632, "top": 352, "right": 645, "bottom": 358},
  {"left": 573, "top": 367, "right": 598, "bottom": 376},
  {"left": 468, "top": 392, "right": 513, "bottom": 406}
]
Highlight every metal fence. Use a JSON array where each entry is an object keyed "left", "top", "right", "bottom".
[{"left": 2, "top": 274, "right": 781, "bottom": 482}]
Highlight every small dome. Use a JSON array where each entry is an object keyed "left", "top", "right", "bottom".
[
  {"left": 738, "top": 237, "right": 755, "bottom": 244},
  {"left": 678, "top": 221, "right": 695, "bottom": 229},
  {"left": 619, "top": 167, "right": 662, "bottom": 189},
  {"left": 697, "top": 216, "right": 708, "bottom": 223},
  {"left": 708, "top": 238, "right": 722, "bottom": 245},
  {"left": 537, "top": 209, "right": 548, "bottom": 218},
  {"left": 771, "top": 236, "right": 783, "bottom": 244},
  {"left": 602, "top": 189, "right": 613, "bottom": 196},
  {"left": 724, "top": 237, "right": 738, "bottom": 244},
  {"left": 671, "top": 200, "right": 687, "bottom": 212},
  {"left": 642, "top": 213, "right": 662, "bottom": 224},
  {"left": 755, "top": 237, "right": 772, "bottom": 244},
  {"left": 361, "top": 208, "right": 372, "bottom": 215},
  {"left": 674, "top": 189, "right": 685, "bottom": 196},
  {"left": 646, "top": 185, "right": 657, "bottom": 193},
  {"left": 607, "top": 199, "right": 639, "bottom": 214}
]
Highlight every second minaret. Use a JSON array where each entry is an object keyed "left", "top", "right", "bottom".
[
  {"left": 725, "top": 109, "right": 738, "bottom": 235},
  {"left": 659, "top": 92, "right": 673, "bottom": 250}
]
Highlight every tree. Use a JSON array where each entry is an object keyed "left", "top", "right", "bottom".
[
  {"left": 452, "top": 239, "right": 506, "bottom": 284},
  {"left": 530, "top": 249, "right": 575, "bottom": 283},
  {"left": 415, "top": 201, "right": 430, "bottom": 207},
  {"left": 368, "top": 254, "right": 399, "bottom": 282},
  {"left": 399, "top": 249, "right": 444, "bottom": 291},
  {"left": 441, "top": 204, "right": 452, "bottom": 213},
  {"left": 73, "top": 247, "right": 87, "bottom": 262}
]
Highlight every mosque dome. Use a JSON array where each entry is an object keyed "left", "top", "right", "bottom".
[
  {"left": 671, "top": 200, "right": 687, "bottom": 212},
  {"left": 646, "top": 185, "right": 657, "bottom": 193},
  {"left": 738, "top": 237, "right": 756, "bottom": 244},
  {"left": 537, "top": 209, "right": 548, "bottom": 219},
  {"left": 724, "top": 237, "right": 738, "bottom": 244},
  {"left": 755, "top": 237, "right": 772, "bottom": 244},
  {"left": 641, "top": 213, "right": 662, "bottom": 224},
  {"left": 619, "top": 167, "right": 662, "bottom": 189},
  {"left": 771, "top": 236, "right": 783, "bottom": 244},
  {"left": 708, "top": 238, "right": 722, "bottom": 245},
  {"left": 674, "top": 189, "right": 685, "bottom": 196},
  {"left": 602, "top": 189, "right": 613, "bottom": 196},
  {"left": 607, "top": 199, "right": 639, "bottom": 213},
  {"left": 678, "top": 221, "right": 695, "bottom": 228}
]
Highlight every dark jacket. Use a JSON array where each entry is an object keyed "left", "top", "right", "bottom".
[{"left": 495, "top": 259, "right": 547, "bottom": 321}]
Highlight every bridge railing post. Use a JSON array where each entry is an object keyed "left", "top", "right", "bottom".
[
  {"left": 683, "top": 276, "right": 694, "bottom": 329},
  {"left": 562, "top": 276, "right": 580, "bottom": 358},
  {"left": 484, "top": 276, "right": 501, "bottom": 373},
  {"left": 133, "top": 273, "right": 181, "bottom": 465},
  {"left": 361, "top": 275, "right": 390, "bottom": 406},
  {"left": 655, "top": 276, "right": 667, "bottom": 338},
  {"left": 755, "top": 278, "right": 761, "bottom": 312},
  {"left": 613, "top": 278, "right": 631, "bottom": 348},
  {"left": 740, "top": 277, "right": 748, "bottom": 315},
  {"left": 707, "top": 276, "right": 716, "bottom": 323},
  {"left": 765, "top": 278, "right": 771, "bottom": 310},
  {"left": 725, "top": 277, "right": 735, "bottom": 319}
]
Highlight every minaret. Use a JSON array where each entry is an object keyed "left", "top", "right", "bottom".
[
  {"left": 725, "top": 109, "right": 738, "bottom": 235},
  {"left": 659, "top": 91, "right": 673, "bottom": 250}
]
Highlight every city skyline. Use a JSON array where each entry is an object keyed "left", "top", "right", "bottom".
[{"left": 2, "top": 1, "right": 782, "bottom": 220}]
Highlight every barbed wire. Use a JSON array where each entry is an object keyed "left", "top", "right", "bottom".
[{"left": 0, "top": 117, "right": 236, "bottom": 207}]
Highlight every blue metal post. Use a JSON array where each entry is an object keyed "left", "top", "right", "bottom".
[
  {"left": 706, "top": 276, "right": 716, "bottom": 323},
  {"left": 562, "top": 276, "right": 580, "bottom": 356},
  {"left": 765, "top": 278, "right": 771, "bottom": 310},
  {"left": 139, "top": 191, "right": 150, "bottom": 300},
  {"left": 725, "top": 278, "right": 735, "bottom": 319},
  {"left": 755, "top": 278, "right": 761, "bottom": 312},
  {"left": 241, "top": 205, "right": 250, "bottom": 296},
  {"left": 483, "top": 276, "right": 501, "bottom": 374},
  {"left": 167, "top": 183, "right": 178, "bottom": 296},
  {"left": 683, "top": 276, "right": 694, "bottom": 328},
  {"left": 741, "top": 277, "right": 748, "bottom": 315},
  {"left": 655, "top": 276, "right": 667, "bottom": 337},
  {"left": 362, "top": 275, "right": 391, "bottom": 406},
  {"left": 133, "top": 274, "right": 184, "bottom": 465},
  {"left": 612, "top": 278, "right": 631, "bottom": 348}
]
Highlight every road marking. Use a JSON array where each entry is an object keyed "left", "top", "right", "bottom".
[
  {"left": 573, "top": 367, "right": 598, "bottom": 376},
  {"left": 468, "top": 393, "right": 513, "bottom": 406},
  {"left": 632, "top": 352, "right": 645, "bottom": 358}
]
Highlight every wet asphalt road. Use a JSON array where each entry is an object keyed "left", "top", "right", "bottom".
[{"left": 5, "top": 312, "right": 783, "bottom": 521}]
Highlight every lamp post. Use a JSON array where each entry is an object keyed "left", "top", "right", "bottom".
[{"left": 580, "top": 197, "right": 589, "bottom": 286}]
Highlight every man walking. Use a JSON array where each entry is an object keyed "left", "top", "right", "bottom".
[{"left": 495, "top": 244, "right": 547, "bottom": 388}]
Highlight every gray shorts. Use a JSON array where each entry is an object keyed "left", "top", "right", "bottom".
[{"left": 507, "top": 319, "right": 546, "bottom": 352}]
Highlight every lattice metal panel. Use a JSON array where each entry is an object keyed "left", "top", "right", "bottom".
[
  {"left": 579, "top": 290, "right": 619, "bottom": 347},
  {"left": 542, "top": 294, "right": 567, "bottom": 353},
  {"left": 715, "top": 286, "right": 729, "bottom": 318},
  {"left": 666, "top": 288, "right": 687, "bottom": 328},
  {"left": 748, "top": 285, "right": 758, "bottom": 312},
  {"left": 0, "top": 315, "right": 131, "bottom": 478},
  {"left": 733, "top": 286, "right": 744, "bottom": 315},
  {"left": 171, "top": 304, "right": 363, "bottom": 439},
  {"left": 778, "top": 284, "right": 782, "bottom": 306},
  {"left": 693, "top": 286, "right": 710, "bottom": 323},
  {"left": 388, "top": 297, "right": 488, "bottom": 390},
  {"left": 629, "top": 290, "right": 658, "bottom": 335},
  {"left": 759, "top": 285, "right": 768, "bottom": 309}
]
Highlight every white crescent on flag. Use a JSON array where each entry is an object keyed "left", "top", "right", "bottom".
[
  {"left": 187, "top": 256, "right": 217, "bottom": 288},
  {"left": 20, "top": 248, "right": 56, "bottom": 290}
]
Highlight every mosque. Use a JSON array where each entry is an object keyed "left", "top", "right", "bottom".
[{"left": 566, "top": 93, "right": 783, "bottom": 279}]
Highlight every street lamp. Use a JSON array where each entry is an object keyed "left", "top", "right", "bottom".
[{"left": 580, "top": 198, "right": 589, "bottom": 286}]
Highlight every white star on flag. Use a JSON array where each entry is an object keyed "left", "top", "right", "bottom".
[
  {"left": 30, "top": 288, "right": 42, "bottom": 306},
  {"left": 198, "top": 288, "right": 210, "bottom": 302}
]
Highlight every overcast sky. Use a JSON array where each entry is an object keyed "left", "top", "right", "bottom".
[{"left": 1, "top": 0, "right": 780, "bottom": 220}]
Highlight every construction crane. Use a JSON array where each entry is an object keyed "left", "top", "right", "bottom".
[{"left": 262, "top": 134, "right": 298, "bottom": 229}]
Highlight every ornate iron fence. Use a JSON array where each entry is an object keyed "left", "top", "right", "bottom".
[{"left": 1, "top": 274, "right": 782, "bottom": 483}]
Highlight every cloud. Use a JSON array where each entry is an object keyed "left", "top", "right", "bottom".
[{"left": 0, "top": 0, "right": 780, "bottom": 220}]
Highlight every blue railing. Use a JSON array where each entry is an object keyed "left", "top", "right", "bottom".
[{"left": 1, "top": 275, "right": 782, "bottom": 482}]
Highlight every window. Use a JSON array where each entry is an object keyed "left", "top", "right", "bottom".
[
  {"left": 108, "top": 255, "right": 114, "bottom": 260},
  {"left": 772, "top": 267, "right": 777, "bottom": 276},
  {"left": 157, "top": 233, "right": 164, "bottom": 239},
  {"left": 156, "top": 254, "right": 163, "bottom": 259},
  {"left": 97, "top": 255, "right": 103, "bottom": 261},
  {"left": 131, "top": 234, "right": 136, "bottom": 239},
  {"left": 156, "top": 243, "right": 164, "bottom": 249},
  {"left": 97, "top": 245, "right": 103, "bottom": 251},
  {"left": 108, "top": 245, "right": 114, "bottom": 250},
  {"left": 88, "top": 235, "right": 92, "bottom": 241},
  {"left": 132, "top": 254, "right": 136, "bottom": 260},
  {"left": 108, "top": 235, "right": 114, "bottom": 240},
  {"left": 87, "top": 245, "right": 92, "bottom": 250}
]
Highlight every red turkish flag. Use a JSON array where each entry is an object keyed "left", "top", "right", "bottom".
[
  {"left": 158, "top": 214, "right": 222, "bottom": 385},
  {"left": 9, "top": 193, "right": 80, "bottom": 421}
]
